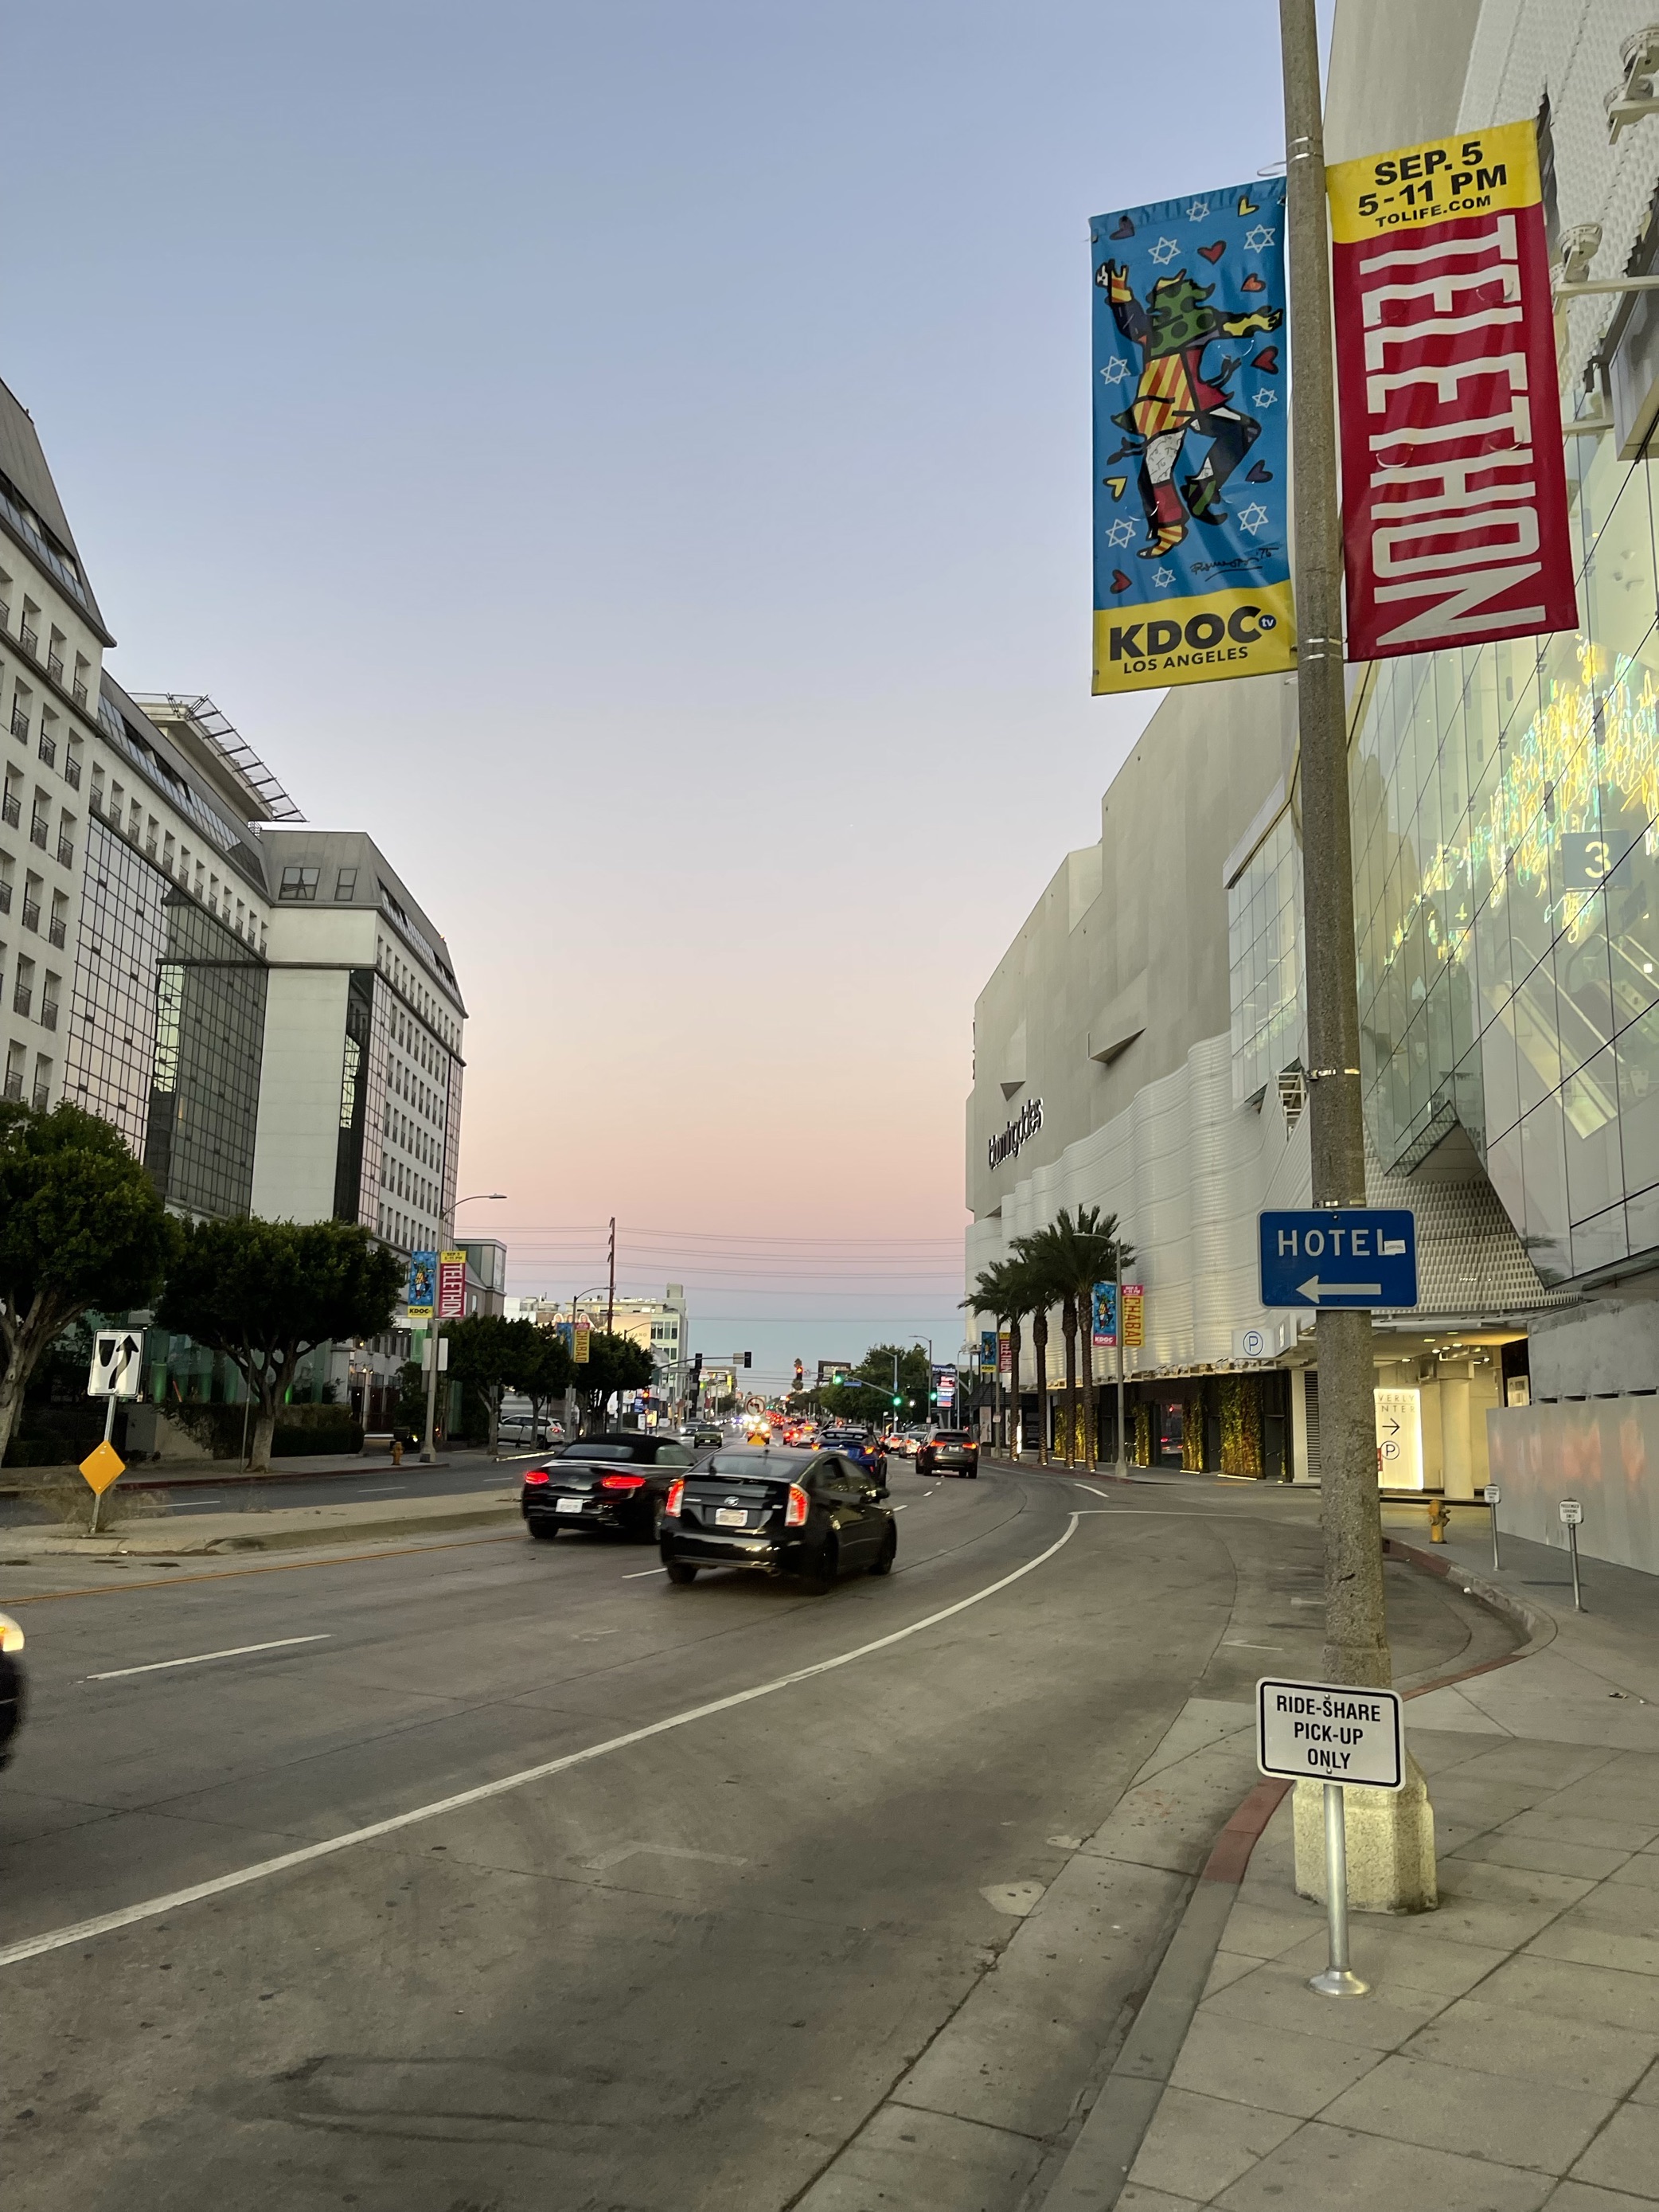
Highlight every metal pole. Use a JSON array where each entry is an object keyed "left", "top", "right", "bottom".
[
  {"left": 1569, "top": 1522, "right": 1582, "bottom": 1611},
  {"left": 1490, "top": 1497, "right": 1501, "bottom": 1572},
  {"left": 1114, "top": 1251, "right": 1126, "bottom": 1473},
  {"left": 606, "top": 1217, "right": 616, "bottom": 1336},
  {"left": 88, "top": 1391, "right": 116, "bottom": 1537},
  {"left": 1309, "top": 1783, "right": 1368, "bottom": 1997},
  {"left": 1280, "top": 0, "right": 1392, "bottom": 1690}
]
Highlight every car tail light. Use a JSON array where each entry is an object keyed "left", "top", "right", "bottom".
[
  {"left": 523, "top": 1468, "right": 551, "bottom": 1485},
  {"left": 786, "top": 1483, "right": 809, "bottom": 1527},
  {"left": 600, "top": 1472, "right": 647, "bottom": 1491},
  {"left": 666, "top": 1478, "right": 685, "bottom": 1517}
]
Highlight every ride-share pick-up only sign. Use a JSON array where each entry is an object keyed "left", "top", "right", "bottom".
[
  {"left": 1258, "top": 1209, "right": 1417, "bottom": 1309},
  {"left": 1257, "top": 1679, "right": 1404, "bottom": 1788}
]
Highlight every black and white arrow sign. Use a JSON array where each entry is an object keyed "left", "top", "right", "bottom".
[{"left": 88, "top": 1331, "right": 145, "bottom": 1399}]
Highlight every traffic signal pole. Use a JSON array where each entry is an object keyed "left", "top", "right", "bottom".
[{"left": 1280, "top": 0, "right": 1435, "bottom": 1910}]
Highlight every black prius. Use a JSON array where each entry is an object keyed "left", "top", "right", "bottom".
[
  {"left": 658, "top": 1448, "right": 896, "bottom": 1594},
  {"left": 521, "top": 1433, "right": 698, "bottom": 1544}
]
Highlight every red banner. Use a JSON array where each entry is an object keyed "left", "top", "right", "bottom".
[{"left": 1329, "top": 120, "right": 1577, "bottom": 662}]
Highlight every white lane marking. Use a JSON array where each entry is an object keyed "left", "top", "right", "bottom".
[
  {"left": 622, "top": 1567, "right": 666, "bottom": 1579},
  {"left": 1224, "top": 1639, "right": 1285, "bottom": 1651},
  {"left": 85, "top": 1635, "right": 331, "bottom": 1682},
  {"left": 4, "top": 1512, "right": 1081, "bottom": 1968},
  {"left": 584, "top": 1841, "right": 747, "bottom": 1872},
  {"left": 892, "top": 1503, "right": 908, "bottom": 1510},
  {"left": 1075, "top": 1484, "right": 1113, "bottom": 1501},
  {"left": 357, "top": 1487, "right": 409, "bottom": 1496}
]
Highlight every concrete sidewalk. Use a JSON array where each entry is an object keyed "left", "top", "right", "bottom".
[
  {"left": 1050, "top": 1521, "right": 1659, "bottom": 2211},
  {"left": 0, "top": 1483, "right": 523, "bottom": 1558}
]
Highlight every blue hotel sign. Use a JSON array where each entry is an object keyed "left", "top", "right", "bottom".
[{"left": 1259, "top": 1210, "right": 1417, "bottom": 1310}]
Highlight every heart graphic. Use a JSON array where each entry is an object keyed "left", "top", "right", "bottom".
[
  {"left": 1242, "top": 273, "right": 1266, "bottom": 293},
  {"left": 1237, "top": 193, "right": 1259, "bottom": 215},
  {"left": 1246, "top": 461, "right": 1273, "bottom": 484},
  {"left": 1111, "top": 214, "right": 1134, "bottom": 240},
  {"left": 1198, "top": 240, "right": 1226, "bottom": 264},
  {"left": 1110, "top": 569, "right": 1133, "bottom": 594},
  {"left": 1251, "top": 346, "right": 1280, "bottom": 373},
  {"left": 1104, "top": 475, "right": 1128, "bottom": 501}
]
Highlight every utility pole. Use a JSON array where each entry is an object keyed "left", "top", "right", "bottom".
[
  {"left": 1114, "top": 1245, "right": 1126, "bottom": 1474},
  {"left": 1280, "top": 0, "right": 1433, "bottom": 1909},
  {"left": 1280, "top": 0, "right": 1388, "bottom": 1691},
  {"left": 605, "top": 1217, "right": 616, "bottom": 1337}
]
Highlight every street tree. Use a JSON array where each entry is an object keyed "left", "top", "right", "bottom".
[
  {"left": 517, "top": 1326, "right": 575, "bottom": 1436},
  {"left": 817, "top": 1343, "right": 931, "bottom": 1427},
  {"left": 576, "top": 1331, "right": 654, "bottom": 1432},
  {"left": 962, "top": 1258, "right": 1037, "bottom": 1454},
  {"left": 157, "top": 1217, "right": 402, "bottom": 1471},
  {"left": 0, "top": 1102, "right": 176, "bottom": 1468},
  {"left": 1014, "top": 1209, "right": 1130, "bottom": 1469},
  {"left": 439, "top": 1315, "right": 547, "bottom": 1451}
]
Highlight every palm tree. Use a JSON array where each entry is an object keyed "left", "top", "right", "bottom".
[
  {"left": 962, "top": 1256, "right": 1038, "bottom": 1455},
  {"left": 1016, "top": 1208, "right": 1133, "bottom": 1470}
]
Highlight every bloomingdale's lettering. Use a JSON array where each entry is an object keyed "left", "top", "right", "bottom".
[{"left": 989, "top": 1098, "right": 1044, "bottom": 1172}]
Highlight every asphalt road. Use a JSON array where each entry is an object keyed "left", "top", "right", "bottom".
[{"left": 0, "top": 1456, "right": 1510, "bottom": 2211}]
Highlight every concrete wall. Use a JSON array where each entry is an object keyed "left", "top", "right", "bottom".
[
  {"left": 1324, "top": 0, "right": 1481, "bottom": 164},
  {"left": 1488, "top": 1401, "right": 1659, "bottom": 1576},
  {"left": 1530, "top": 1302, "right": 1659, "bottom": 1399},
  {"left": 968, "top": 667, "right": 1293, "bottom": 1224},
  {"left": 251, "top": 966, "right": 351, "bottom": 1221}
]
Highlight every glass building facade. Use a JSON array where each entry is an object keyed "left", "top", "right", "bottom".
[
  {"left": 1350, "top": 423, "right": 1659, "bottom": 1286},
  {"left": 65, "top": 816, "right": 267, "bottom": 1219},
  {"left": 1228, "top": 806, "right": 1305, "bottom": 1108}
]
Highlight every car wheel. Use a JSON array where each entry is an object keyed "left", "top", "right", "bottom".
[
  {"left": 869, "top": 1526, "right": 896, "bottom": 1577},
  {"left": 800, "top": 1536, "right": 838, "bottom": 1596},
  {"left": 529, "top": 1523, "right": 559, "bottom": 1541},
  {"left": 665, "top": 1559, "right": 699, "bottom": 1585}
]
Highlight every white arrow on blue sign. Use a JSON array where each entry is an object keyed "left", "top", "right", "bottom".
[{"left": 1259, "top": 1210, "right": 1417, "bottom": 1310}]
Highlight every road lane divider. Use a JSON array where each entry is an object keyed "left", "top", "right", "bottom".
[
  {"left": 84, "top": 1635, "right": 331, "bottom": 1682},
  {"left": 0, "top": 1511, "right": 1083, "bottom": 1968}
]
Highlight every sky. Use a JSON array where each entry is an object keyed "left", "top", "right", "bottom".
[{"left": 6, "top": 0, "right": 1299, "bottom": 1389}]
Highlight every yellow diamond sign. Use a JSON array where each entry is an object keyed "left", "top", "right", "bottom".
[{"left": 80, "top": 1440, "right": 126, "bottom": 1496}]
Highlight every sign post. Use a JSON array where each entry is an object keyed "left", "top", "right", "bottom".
[
  {"left": 1484, "top": 1480, "right": 1502, "bottom": 1570},
  {"left": 84, "top": 1330, "right": 144, "bottom": 1537},
  {"left": 1257, "top": 1676, "right": 1404, "bottom": 1997},
  {"left": 1559, "top": 1497, "right": 1583, "bottom": 1611}
]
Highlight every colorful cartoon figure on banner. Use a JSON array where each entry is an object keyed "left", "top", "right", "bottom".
[
  {"left": 1096, "top": 263, "right": 1282, "bottom": 559},
  {"left": 1091, "top": 179, "right": 1298, "bottom": 697}
]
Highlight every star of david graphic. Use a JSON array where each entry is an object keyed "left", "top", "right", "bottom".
[
  {"left": 1099, "top": 356, "right": 1130, "bottom": 385},
  {"left": 1148, "top": 236, "right": 1180, "bottom": 266},
  {"left": 1185, "top": 198, "right": 1210, "bottom": 221},
  {"left": 1238, "top": 502, "right": 1271, "bottom": 537},
  {"left": 1103, "top": 516, "right": 1136, "bottom": 549},
  {"left": 1153, "top": 565, "right": 1176, "bottom": 586},
  {"left": 1243, "top": 224, "right": 1277, "bottom": 252}
]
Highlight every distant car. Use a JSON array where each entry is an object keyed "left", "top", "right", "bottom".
[
  {"left": 678, "top": 1423, "right": 724, "bottom": 1448},
  {"left": 521, "top": 1433, "right": 697, "bottom": 1542},
  {"left": 917, "top": 1428, "right": 979, "bottom": 1478},
  {"left": 658, "top": 1448, "right": 896, "bottom": 1593},
  {"left": 816, "top": 1426, "right": 888, "bottom": 1479},
  {"left": 497, "top": 1410, "right": 560, "bottom": 1448},
  {"left": 0, "top": 1612, "right": 24, "bottom": 1768}
]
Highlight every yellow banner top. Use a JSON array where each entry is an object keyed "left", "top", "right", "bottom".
[{"left": 1327, "top": 119, "right": 1540, "bottom": 245}]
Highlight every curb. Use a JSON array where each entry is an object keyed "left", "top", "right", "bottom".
[
  {"left": 1038, "top": 1780, "right": 1290, "bottom": 2212},
  {"left": 1039, "top": 1541, "right": 1548, "bottom": 2211},
  {"left": 2, "top": 1500, "right": 521, "bottom": 1559}
]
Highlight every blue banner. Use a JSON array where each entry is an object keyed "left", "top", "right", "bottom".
[
  {"left": 1091, "top": 1282, "right": 1118, "bottom": 1346},
  {"left": 1091, "top": 178, "right": 1295, "bottom": 694},
  {"left": 406, "top": 1249, "right": 437, "bottom": 1316}
]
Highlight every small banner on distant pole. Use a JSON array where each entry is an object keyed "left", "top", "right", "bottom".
[
  {"left": 1121, "top": 1285, "right": 1146, "bottom": 1350},
  {"left": 437, "top": 1250, "right": 466, "bottom": 1320},
  {"left": 1091, "top": 1283, "right": 1118, "bottom": 1348},
  {"left": 406, "top": 1249, "right": 436, "bottom": 1320},
  {"left": 1329, "top": 120, "right": 1578, "bottom": 661},
  {"left": 1091, "top": 178, "right": 1295, "bottom": 694}
]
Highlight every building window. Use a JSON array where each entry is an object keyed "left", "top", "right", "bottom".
[
  {"left": 334, "top": 867, "right": 357, "bottom": 901},
  {"left": 279, "top": 864, "right": 320, "bottom": 902},
  {"left": 1228, "top": 807, "right": 1304, "bottom": 1108}
]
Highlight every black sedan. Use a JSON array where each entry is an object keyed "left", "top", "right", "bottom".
[
  {"left": 521, "top": 1433, "right": 699, "bottom": 1543},
  {"left": 658, "top": 1448, "right": 896, "bottom": 1594},
  {"left": 916, "top": 1428, "right": 979, "bottom": 1477}
]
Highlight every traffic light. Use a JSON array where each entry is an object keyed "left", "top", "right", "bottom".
[
  {"left": 742, "top": 1352, "right": 752, "bottom": 1367},
  {"left": 892, "top": 1393, "right": 901, "bottom": 1406}
]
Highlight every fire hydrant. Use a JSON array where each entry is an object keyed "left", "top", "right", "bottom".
[
  {"left": 392, "top": 1437, "right": 404, "bottom": 1468},
  {"left": 1427, "top": 1498, "right": 1450, "bottom": 1543}
]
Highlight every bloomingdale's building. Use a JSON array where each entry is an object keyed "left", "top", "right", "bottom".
[{"left": 966, "top": 0, "right": 1659, "bottom": 1573}]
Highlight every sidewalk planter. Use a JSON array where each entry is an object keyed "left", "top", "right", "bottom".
[
  {"left": 1487, "top": 1400, "right": 1659, "bottom": 1576},
  {"left": 1291, "top": 1760, "right": 1438, "bottom": 1913}
]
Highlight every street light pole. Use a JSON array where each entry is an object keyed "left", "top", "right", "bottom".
[
  {"left": 1279, "top": 0, "right": 1432, "bottom": 1910},
  {"left": 419, "top": 1192, "right": 506, "bottom": 1465}
]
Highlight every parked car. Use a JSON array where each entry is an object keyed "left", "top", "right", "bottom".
[
  {"left": 498, "top": 1409, "right": 562, "bottom": 1448},
  {"left": 916, "top": 1428, "right": 979, "bottom": 1478},
  {"left": 0, "top": 1612, "right": 25, "bottom": 1768},
  {"left": 521, "top": 1433, "right": 697, "bottom": 1543},
  {"left": 677, "top": 1424, "right": 724, "bottom": 1449},
  {"left": 815, "top": 1426, "right": 888, "bottom": 1479},
  {"left": 658, "top": 1448, "right": 895, "bottom": 1593}
]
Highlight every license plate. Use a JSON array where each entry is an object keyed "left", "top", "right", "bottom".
[
  {"left": 556, "top": 1497, "right": 584, "bottom": 1514},
  {"left": 715, "top": 1507, "right": 748, "bottom": 1527}
]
